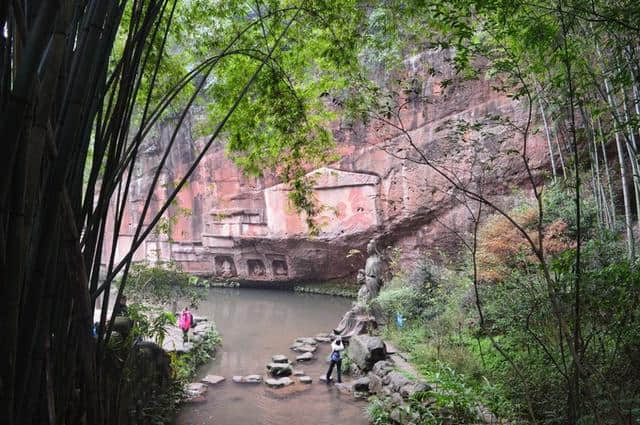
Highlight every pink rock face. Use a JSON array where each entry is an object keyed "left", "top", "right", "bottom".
[{"left": 102, "top": 49, "right": 550, "bottom": 281}]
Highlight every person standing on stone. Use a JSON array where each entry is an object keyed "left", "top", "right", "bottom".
[
  {"left": 325, "top": 337, "right": 344, "bottom": 383},
  {"left": 179, "top": 307, "right": 192, "bottom": 343}
]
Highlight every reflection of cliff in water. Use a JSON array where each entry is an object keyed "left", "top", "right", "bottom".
[{"left": 175, "top": 288, "right": 367, "bottom": 425}]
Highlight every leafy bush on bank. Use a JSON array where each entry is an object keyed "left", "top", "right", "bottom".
[{"left": 371, "top": 186, "right": 640, "bottom": 424}]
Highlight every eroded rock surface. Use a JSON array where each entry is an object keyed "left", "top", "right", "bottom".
[
  {"left": 347, "top": 335, "right": 387, "bottom": 371},
  {"left": 102, "top": 49, "right": 549, "bottom": 281}
]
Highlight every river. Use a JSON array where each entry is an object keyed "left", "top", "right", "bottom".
[{"left": 175, "top": 287, "right": 369, "bottom": 425}]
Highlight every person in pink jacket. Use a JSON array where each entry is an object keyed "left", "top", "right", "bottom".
[{"left": 179, "top": 307, "right": 193, "bottom": 343}]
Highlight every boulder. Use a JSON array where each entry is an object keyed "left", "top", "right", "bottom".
[
  {"left": 296, "top": 352, "right": 313, "bottom": 362},
  {"left": 271, "top": 354, "right": 289, "bottom": 364},
  {"left": 266, "top": 362, "right": 293, "bottom": 377},
  {"left": 372, "top": 360, "right": 393, "bottom": 377},
  {"left": 232, "top": 376, "right": 243, "bottom": 383},
  {"left": 314, "top": 336, "right": 332, "bottom": 343},
  {"left": 299, "top": 376, "right": 313, "bottom": 384},
  {"left": 352, "top": 377, "right": 370, "bottom": 392},
  {"left": 201, "top": 375, "right": 225, "bottom": 385},
  {"left": 347, "top": 335, "right": 387, "bottom": 371},
  {"left": 293, "top": 369, "right": 305, "bottom": 376},
  {"left": 400, "top": 381, "right": 431, "bottom": 399},
  {"left": 386, "top": 371, "right": 411, "bottom": 391},
  {"left": 367, "top": 372, "right": 383, "bottom": 394},
  {"left": 265, "top": 377, "right": 293, "bottom": 388}
]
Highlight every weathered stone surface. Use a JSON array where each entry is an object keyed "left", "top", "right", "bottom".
[
  {"left": 385, "top": 372, "right": 411, "bottom": 391},
  {"left": 265, "top": 377, "right": 293, "bottom": 388},
  {"left": 372, "top": 360, "right": 393, "bottom": 377},
  {"left": 185, "top": 382, "right": 208, "bottom": 397},
  {"left": 104, "top": 49, "right": 548, "bottom": 281},
  {"left": 335, "top": 383, "right": 352, "bottom": 395},
  {"left": 290, "top": 343, "right": 317, "bottom": 353},
  {"left": 347, "top": 335, "right": 387, "bottom": 371},
  {"left": 201, "top": 375, "right": 225, "bottom": 385},
  {"left": 232, "top": 375, "right": 263, "bottom": 384},
  {"left": 271, "top": 354, "right": 289, "bottom": 363},
  {"left": 400, "top": 381, "right": 431, "bottom": 398},
  {"left": 243, "top": 375, "right": 263, "bottom": 384},
  {"left": 266, "top": 362, "right": 293, "bottom": 377},
  {"left": 295, "top": 337, "right": 318, "bottom": 346},
  {"left": 299, "top": 376, "right": 313, "bottom": 384},
  {"left": 368, "top": 372, "right": 383, "bottom": 394},
  {"left": 296, "top": 352, "right": 313, "bottom": 362},
  {"left": 352, "top": 377, "right": 370, "bottom": 392}
]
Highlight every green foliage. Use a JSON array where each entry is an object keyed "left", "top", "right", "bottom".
[
  {"left": 126, "top": 262, "right": 205, "bottom": 309},
  {"left": 170, "top": 325, "right": 221, "bottom": 385},
  {"left": 127, "top": 303, "right": 177, "bottom": 347},
  {"left": 340, "top": 352, "right": 353, "bottom": 376}
]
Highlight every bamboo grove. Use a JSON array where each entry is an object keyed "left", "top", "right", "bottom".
[{"left": 0, "top": 1, "right": 360, "bottom": 424}]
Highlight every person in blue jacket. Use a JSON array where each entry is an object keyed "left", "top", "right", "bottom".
[{"left": 325, "top": 336, "right": 345, "bottom": 383}]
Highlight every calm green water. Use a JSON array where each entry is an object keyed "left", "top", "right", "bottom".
[{"left": 175, "top": 287, "right": 369, "bottom": 425}]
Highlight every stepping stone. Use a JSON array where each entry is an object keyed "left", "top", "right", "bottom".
[
  {"left": 266, "top": 362, "right": 293, "bottom": 377},
  {"left": 319, "top": 376, "right": 329, "bottom": 383},
  {"left": 314, "top": 336, "right": 331, "bottom": 343},
  {"left": 242, "top": 375, "right": 263, "bottom": 384},
  {"left": 185, "top": 382, "right": 208, "bottom": 397},
  {"left": 293, "top": 369, "right": 305, "bottom": 376},
  {"left": 296, "top": 352, "right": 313, "bottom": 362},
  {"left": 299, "top": 376, "right": 313, "bottom": 384},
  {"left": 201, "top": 375, "right": 225, "bottom": 385},
  {"left": 265, "top": 377, "right": 293, "bottom": 388},
  {"left": 290, "top": 343, "right": 317, "bottom": 353},
  {"left": 295, "top": 337, "right": 318, "bottom": 345},
  {"left": 272, "top": 354, "right": 289, "bottom": 364},
  {"left": 232, "top": 375, "right": 263, "bottom": 383}
]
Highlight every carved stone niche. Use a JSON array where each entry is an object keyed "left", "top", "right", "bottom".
[
  {"left": 272, "top": 260, "right": 288, "bottom": 277},
  {"left": 215, "top": 255, "right": 237, "bottom": 278},
  {"left": 247, "top": 259, "right": 266, "bottom": 277}
]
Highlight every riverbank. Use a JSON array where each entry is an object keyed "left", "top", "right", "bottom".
[{"left": 199, "top": 276, "right": 359, "bottom": 297}]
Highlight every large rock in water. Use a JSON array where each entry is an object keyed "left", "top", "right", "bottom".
[{"left": 348, "top": 335, "right": 387, "bottom": 371}]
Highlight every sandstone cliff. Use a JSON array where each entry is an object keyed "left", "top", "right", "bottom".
[{"left": 103, "top": 49, "right": 550, "bottom": 282}]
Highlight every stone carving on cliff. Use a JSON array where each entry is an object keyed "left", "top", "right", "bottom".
[
  {"left": 334, "top": 239, "right": 383, "bottom": 338},
  {"left": 215, "top": 256, "right": 237, "bottom": 278},
  {"left": 364, "top": 239, "right": 382, "bottom": 299},
  {"left": 272, "top": 260, "right": 288, "bottom": 277},
  {"left": 248, "top": 259, "right": 266, "bottom": 277}
]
